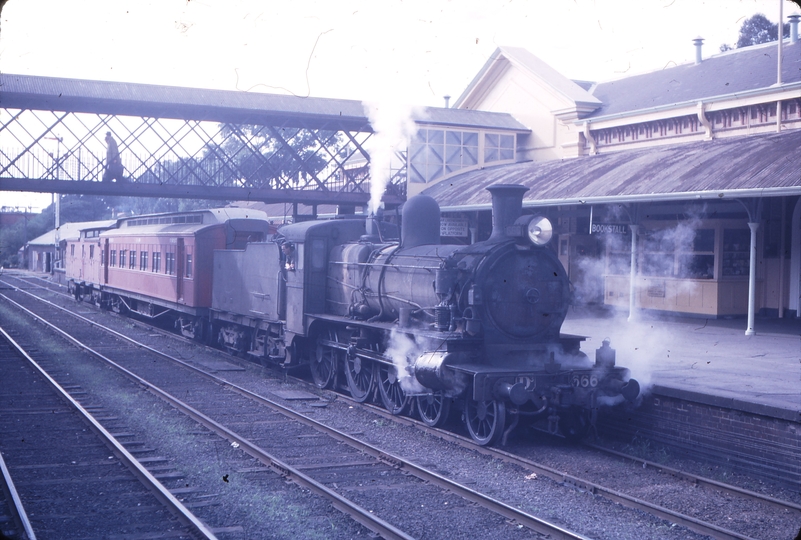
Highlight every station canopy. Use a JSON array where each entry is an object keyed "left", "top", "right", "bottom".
[{"left": 422, "top": 129, "right": 801, "bottom": 211}]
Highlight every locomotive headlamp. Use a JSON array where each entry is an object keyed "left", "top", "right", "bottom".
[
  {"left": 509, "top": 215, "right": 553, "bottom": 245},
  {"left": 525, "top": 216, "right": 553, "bottom": 246}
]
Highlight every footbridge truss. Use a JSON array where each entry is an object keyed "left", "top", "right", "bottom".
[{"left": 0, "top": 73, "right": 405, "bottom": 207}]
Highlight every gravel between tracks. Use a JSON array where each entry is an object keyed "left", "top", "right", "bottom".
[
  {"left": 0, "top": 302, "right": 373, "bottom": 540},
  {"left": 5, "top": 280, "right": 801, "bottom": 539}
]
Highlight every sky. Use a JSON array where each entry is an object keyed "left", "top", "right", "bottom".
[{"left": 0, "top": 0, "right": 796, "bottom": 211}]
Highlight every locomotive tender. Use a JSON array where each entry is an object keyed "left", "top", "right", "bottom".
[{"left": 65, "top": 185, "right": 639, "bottom": 446}]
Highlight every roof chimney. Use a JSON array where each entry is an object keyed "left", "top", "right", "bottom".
[
  {"left": 693, "top": 37, "right": 704, "bottom": 64},
  {"left": 790, "top": 14, "right": 800, "bottom": 44},
  {"left": 443, "top": 95, "right": 451, "bottom": 108}
]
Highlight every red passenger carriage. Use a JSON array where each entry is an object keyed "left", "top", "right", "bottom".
[{"left": 66, "top": 208, "right": 272, "bottom": 338}]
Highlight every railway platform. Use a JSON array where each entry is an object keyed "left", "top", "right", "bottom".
[
  {"left": 562, "top": 307, "right": 801, "bottom": 418},
  {"left": 563, "top": 306, "right": 801, "bottom": 488}
]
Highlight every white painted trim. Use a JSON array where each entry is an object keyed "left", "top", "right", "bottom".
[
  {"left": 439, "top": 187, "right": 801, "bottom": 213},
  {"left": 790, "top": 198, "right": 801, "bottom": 315},
  {"left": 577, "top": 82, "right": 801, "bottom": 127}
]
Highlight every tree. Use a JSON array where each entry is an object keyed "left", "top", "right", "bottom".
[
  {"left": 212, "top": 124, "right": 342, "bottom": 190},
  {"left": 731, "top": 13, "right": 790, "bottom": 49},
  {"left": 0, "top": 194, "right": 114, "bottom": 268}
]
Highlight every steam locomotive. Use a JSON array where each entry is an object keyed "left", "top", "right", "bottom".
[{"left": 66, "top": 185, "right": 639, "bottom": 446}]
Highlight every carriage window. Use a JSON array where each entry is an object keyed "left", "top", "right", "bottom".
[
  {"left": 129, "top": 251, "right": 136, "bottom": 269},
  {"left": 89, "top": 245, "right": 94, "bottom": 259},
  {"left": 120, "top": 250, "right": 126, "bottom": 268},
  {"left": 140, "top": 251, "right": 148, "bottom": 271},
  {"left": 165, "top": 253, "right": 175, "bottom": 275},
  {"left": 310, "top": 239, "right": 326, "bottom": 270},
  {"left": 110, "top": 250, "right": 116, "bottom": 267},
  {"left": 185, "top": 254, "right": 193, "bottom": 278},
  {"left": 71, "top": 244, "right": 75, "bottom": 256},
  {"left": 152, "top": 252, "right": 161, "bottom": 273}
]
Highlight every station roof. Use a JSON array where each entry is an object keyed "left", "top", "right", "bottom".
[
  {"left": 0, "top": 73, "right": 527, "bottom": 132},
  {"left": 589, "top": 40, "right": 801, "bottom": 119},
  {"left": 27, "top": 220, "right": 117, "bottom": 246},
  {"left": 422, "top": 129, "right": 801, "bottom": 211}
]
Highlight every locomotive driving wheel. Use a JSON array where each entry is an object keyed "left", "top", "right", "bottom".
[
  {"left": 416, "top": 391, "right": 451, "bottom": 427},
  {"left": 464, "top": 398, "right": 506, "bottom": 446},
  {"left": 311, "top": 329, "right": 340, "bottom": 389},
  {"left": 344, "top": 350, "right": 375, "bottom": 403},
  {"left": 376, "top": 364, "right": 411, "bottom": 415}
]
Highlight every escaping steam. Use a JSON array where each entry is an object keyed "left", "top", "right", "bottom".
[
  {"left": 384, "top": 329, "right": 468, "bottom": 397},
  {"left": 571, "top": 207, "right": 708, "bottom": 306},
  {"left": 362, "top": 101, "right": 421, "bottom": 215},
  {"left": 384, "top": 329, "right": 427, "bottom": 394}
]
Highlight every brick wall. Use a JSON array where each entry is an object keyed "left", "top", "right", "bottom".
[{"left": 598, "top": 390, "right": 801, "bottom": 490}]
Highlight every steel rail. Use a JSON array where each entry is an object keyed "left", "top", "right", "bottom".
[
  {"left": 0, "top": 438, "right": 37, "bottom": 540},
  {"left": 330, "top": 394, "right": 769, "bottom": 540},
  {"left": 20, "top": 272, "right": 800, "bottom": 537},
  {"left": 0, "top": 287, "right": 413, "bottom": 540},
  {"left": 14, "top": 272, "right": 801, "bottom": 537},
  {"left": 0, "top": 323, "right": 217, "bottom": 540},
  {"left": 0, "top": 279, "right": 587, "bottom": 540},
  {"left": 7, "top": 274, "right": 798, "bottom": 538},
  {"left": 585, "top": 443, "right": 801, "bottom": 514}
]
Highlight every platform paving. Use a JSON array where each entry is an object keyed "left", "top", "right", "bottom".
[{"left": 563, "top": 307, "right": 801, "bottom": 420}]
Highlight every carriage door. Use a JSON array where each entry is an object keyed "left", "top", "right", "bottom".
[
  {"left": 285, "top": 237, "right": 328, "bottom": 335},
  {"left": 103, "top": 239, "right": 110, "bottom": 284},
  {"left": 285, "top": 242, "right": 306, "bottom": 335},
  {"left": 176, "top": 238, "right": 185, "bottom": 302}
]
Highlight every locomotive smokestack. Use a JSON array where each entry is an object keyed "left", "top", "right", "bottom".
[{"left": 487, "top": 184, "right": 529, "bottom": 242}]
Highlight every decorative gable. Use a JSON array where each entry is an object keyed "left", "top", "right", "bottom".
[{"left": 454, "top": 47, "right": 602, "bottom": 161}]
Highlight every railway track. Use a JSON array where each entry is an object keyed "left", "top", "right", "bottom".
[
  {"left": 0, "top": 325, "right": 215, "bottom": 539},
  {"left": 4, "top": 272, "right": 801, "bottom": 539},
  {"left": 0, "top": 276, "right": 583, "bottom": 539}
]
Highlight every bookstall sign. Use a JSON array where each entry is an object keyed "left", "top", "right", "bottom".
[{"left": 591, "top": 223, "right": 628, "bottom": 235}]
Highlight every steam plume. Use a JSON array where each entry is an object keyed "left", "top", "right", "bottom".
[{"left": 362, "top": 101, "right": 420, "bottom": 215}]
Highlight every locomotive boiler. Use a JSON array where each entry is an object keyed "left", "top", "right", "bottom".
[{"left": 212, "top": 184, "right": 639, "bottom": 446}]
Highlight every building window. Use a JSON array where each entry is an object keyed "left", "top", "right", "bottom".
[
  {"left": 409, "top": 129, "right": 444, "bottom": 184},
  {"left": 604, "top": 235, "right": 632, "bottom": 276},
  {"left": 640, "top": 233, "right": 674, "bottom": 277},
  {"left": 140, "top": 251, "right": 148, "bottom": 271},
  {"left": 152, "top": 252, "right": 161, "bottom": 273},
  {"left": 640, "top": 227, "right": 715, "bottom": 279},
  {"left": 165, "top": 252, "right": 175, "bottom": 275},
  {"left": 484, "top": 133, "right": 515, "bottom": 163},
  {"left": 129, "top": 251, "right": 136, "bottom": 269},
  {"left": 677, "top": 229, "right": 715, "bottom": 279},
  {"left": 185, "top": 254, "right": 193, "bottom": 278},
  {"left": 409, "top": 128, "right": 510, "bottom": 184},
  {"left": 110, "top": 250, "right": 116, "bottom": 267},
  {"left": 722, "top": 229, "right": 750, "bottom": 277},
  {"left": 445, "top": 131, "right": 478, "bottom": 173}
]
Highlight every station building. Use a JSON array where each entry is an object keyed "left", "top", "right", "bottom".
[
  {"left": 419, "top": 18, "right": 801, "bottom": 330},
  {"left": 23, "top": 220, "right": 116, "bottom": 276}
]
